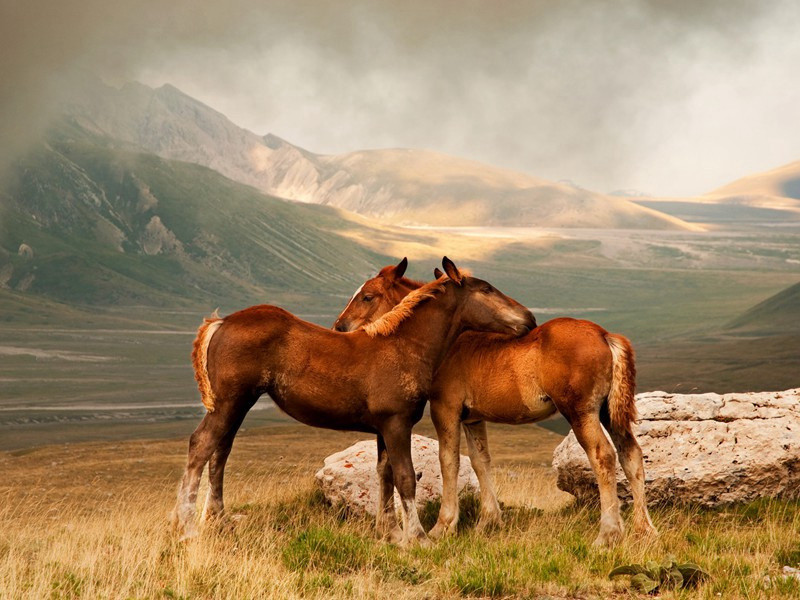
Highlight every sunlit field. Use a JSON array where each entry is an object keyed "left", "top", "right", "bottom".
[{"left": 2, "top": 422, "right": 798, "bottom": 599}]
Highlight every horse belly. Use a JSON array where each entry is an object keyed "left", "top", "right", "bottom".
[
  {"left": 267, "top": 376, "right": 371, "bottom": 431},
  {"left": 468, "top": 385, "right": 556, "bottom": 425}
]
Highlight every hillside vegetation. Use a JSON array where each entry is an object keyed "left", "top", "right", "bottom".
[{"left": 0, "top": 121, "right": 385, "bottom": 310}]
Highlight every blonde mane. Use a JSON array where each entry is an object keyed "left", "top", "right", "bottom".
[{"left": 362, "top": 278, "right": 447, "bottom": 337}]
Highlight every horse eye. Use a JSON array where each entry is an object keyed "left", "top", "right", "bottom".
[
  {"left": 481, "top": 285, "right": 493, "bottom": 293},
  {"left": 362, "top": 295, "right": 374, "bottom": 302}
]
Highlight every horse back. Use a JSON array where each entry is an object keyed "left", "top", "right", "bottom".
[{"left": 205, "top": 304, "right": 418, "bottom": 429}]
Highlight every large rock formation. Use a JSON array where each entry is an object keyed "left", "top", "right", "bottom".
[
  {"left": 553, "top": 389, "right": 800, "bottom": 506},
  {"left": 315, "top": 434, "right": 479, "bottom": 515}
]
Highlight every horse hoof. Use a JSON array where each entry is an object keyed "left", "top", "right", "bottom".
[
  {"left": 592, "top": 529, "right": 624, "bottom": 548},
  {"left": 475, "top": 515, "right": 503, "bottom": 533},
  {"left": 428, "top": 521, "right": 455, "bottom": 540},
  {"left": 386, "top": 527, "right": 405, "bottom": 545},
  {"left": 634, "top": 524, "right": 659, "bottom": 539},
  {"left": 178, "top": 527, "right": 199, "bottom": 542},
  {"left": 400, "top": 531, "right": 431, "bottom": 549},
  {"left": 414, "top": 534, "right": 432, "bottom": 549}
]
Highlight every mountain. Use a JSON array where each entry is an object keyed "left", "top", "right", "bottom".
[
  {"left": 272, "top": 145, "right": 696, "bottom": 229},
  {"left": 58, "top": 77, "right": 695, "bottom": 230},
  {"left": 0, "top": 120, "right": 385, "bottom": 313},
  {"left": 726, "top": 281, "right": 800, "bottom": 334}
]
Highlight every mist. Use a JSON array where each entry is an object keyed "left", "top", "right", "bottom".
[{"left": 3, "top": 0, "right": 800, "bottom": 195}]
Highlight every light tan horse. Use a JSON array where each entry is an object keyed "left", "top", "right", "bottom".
[
  {"left": 334, "top": 260, "right": 657, "bottom": 546},
  {"left": 173, "top": 258, "right": 535, "bottom": 545}
]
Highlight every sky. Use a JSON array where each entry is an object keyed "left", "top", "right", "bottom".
[{"left": 3, "top": 0, "right": 800, "bottom": 196}]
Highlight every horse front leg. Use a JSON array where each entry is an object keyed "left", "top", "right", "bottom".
[
  {"left": 429, "top": 402, "right": 461, "bottom": 539},
  {"left": 381, "top": 419, "right": 428, "bottom": 547},
  {"left": 375, "top": 433, "right": 400, "bottom": 540},
  {"left": 462, "top": 420, "right": 502, "bottom": 531}
]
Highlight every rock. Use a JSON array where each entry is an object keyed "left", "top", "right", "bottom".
[
  {"left": 553, "top": 389, "right": 800, "bottom": 506},
  {"left": 141, "top": 215, "right": 183, "bottom": 256},
  {"left": 17, "top": 243, "right": 33, "bottom": 259},
  {"left": 315, "top": 434, "right": 479, "bottom": 515}
]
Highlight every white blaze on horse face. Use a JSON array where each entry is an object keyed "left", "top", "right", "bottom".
[{"left": 340, "top": 283, "right": 365, "bottom": 317}]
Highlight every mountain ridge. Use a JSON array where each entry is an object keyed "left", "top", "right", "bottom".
[{"left": 56, "top": 77, "right": 697, "bottom": 230}]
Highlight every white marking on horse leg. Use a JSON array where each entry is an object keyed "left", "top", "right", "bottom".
[
  {"left": 463, "top": 422, "right": 502, "bottom": 529},
  {"left": 399, "top": 497, "right": 428, "bottom": 547},
  {"left": 430, "top": 418, "right": 461, "bottom": 539}
]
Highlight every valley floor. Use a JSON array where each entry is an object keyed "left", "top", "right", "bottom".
[{"left": 1, "top": 422, "right": 798, "bottom": 599}]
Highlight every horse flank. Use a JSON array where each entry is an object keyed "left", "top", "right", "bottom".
[
  {"left": 362, "top": 279, "right": 446, "bottom": 337},
  {"left": 605, "top": 333, "right": 638, "bottom": 432},
  {"left": 192, "top": 310, "right": 223, "bottom": 413}
]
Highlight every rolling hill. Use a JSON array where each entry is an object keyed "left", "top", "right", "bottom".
[
  {"left": 0, "top": 120, "right": 386, "bottom": 313},
  {"left": 633, "top": 160, "right": 800, "bottom": 225},
  {"left": 58, "top": 77, "right": 695, "bottom": 230},
  {"left": 726, "top": 280, "right": 800, "bottom": 334},
  {"left": 709, "top": 160, "right": 800, "bottom": 202}
]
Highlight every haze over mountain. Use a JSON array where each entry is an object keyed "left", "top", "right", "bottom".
[{"left": 58, "top": 78, "right": 695, "bottom": 230}]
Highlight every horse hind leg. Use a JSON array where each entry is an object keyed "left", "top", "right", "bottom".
[
  {"left": 172, "top": 399, "right": 249, "bottom": 539},
  {"left": 600, "top": 405, "right": 657, "bottom": 538},
  {"left": 462, "top": 421, "right": 502, "bottom": 531},
  {"left": 201, "top": 409, "right": 249, "bottom": 522},
  {"left": 570, "top": 413, "right": 625, "bottom": 547}
]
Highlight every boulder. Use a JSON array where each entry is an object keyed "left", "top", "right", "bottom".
[
  {"left": 315, "top": 434, "right": 479, "bottom": 515},
  {"left": 553, "top": 388, "right": 800, "bottom": 506}
]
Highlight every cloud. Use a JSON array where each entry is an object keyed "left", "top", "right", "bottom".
[{"left": 3, "top": 0, "right": 800, "bottom": 195}]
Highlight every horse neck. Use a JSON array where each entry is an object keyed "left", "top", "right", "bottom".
[
  {"left": 392, "top": 289, "right": 464, "bottom": 373},
  {"left": 392, "top": 278, "right": 423, "bottom": 302}
]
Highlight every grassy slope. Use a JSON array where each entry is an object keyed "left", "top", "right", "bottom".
[
  {"left": 727, "top": 280, "right": 800, "bottom": 334},
  {"left": 0, "top": 124, "right": 388, "bottom": 313},
  {"left": 1, "top": 423, "right": 798, "bottom": 599}
]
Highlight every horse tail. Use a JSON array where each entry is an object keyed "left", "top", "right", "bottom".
[
  {"left": 605, "top": 333, "right": 637, "bottom": 433},
  {"left": 192, "top": 310, "right": 224, "bottom": 413}
]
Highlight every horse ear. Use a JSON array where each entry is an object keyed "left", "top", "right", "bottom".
[
  {"left": 395, "top": 257, "right": 408, "bottom": 279},
  {"left": 442, "top": 256, "right": 463, "bottom": 285},
  {"left": 379, "top": 257, "right": 407, "bottom": 282},
  {"left": 433, "top": 267, "right": 444, "bottom": 279}
]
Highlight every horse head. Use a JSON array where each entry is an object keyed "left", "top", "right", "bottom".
[
  {"left": 333, "top": 257, "right": 418, "bottom": 332},
  {"left": 440, "top": 257, "right": 536, "bottom": 336}
]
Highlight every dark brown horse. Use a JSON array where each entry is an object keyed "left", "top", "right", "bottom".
[
  {"left": 334, "top": 260, "right": 657, "bottom": 546},
  {"left": 172, "top": 258, "right": 535, "bottom": 545}
]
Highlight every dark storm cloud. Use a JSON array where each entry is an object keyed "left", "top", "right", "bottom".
[{"left": 3, "top": 0, "right": 799, "bottom": 194}]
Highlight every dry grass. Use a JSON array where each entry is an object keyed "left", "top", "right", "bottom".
[{"left": 1, "top": 422, "right": 798, "bottom": 599}]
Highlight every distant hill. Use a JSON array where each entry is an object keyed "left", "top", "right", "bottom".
[
  {"left": 727, "top": 281, "right": 800, "bottom": 334},
  {"left": 58, "top": 77, "right": 695, "bottom": 230},
  {"left": 630, "top": 160, "right": 800, "bottom": 225},
  {"left": 709, "top": 160, "right": 800, "bottom": 202},
  {"left": 0, "top": 121, "right": 384, "bottom": 311}
]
